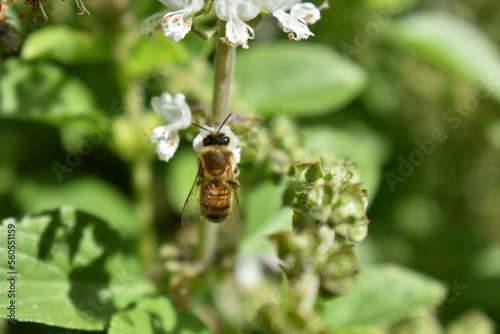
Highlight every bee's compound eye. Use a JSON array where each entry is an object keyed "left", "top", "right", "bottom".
[{"left": 221, "top": 136, "right": 230, "bottom": 144}]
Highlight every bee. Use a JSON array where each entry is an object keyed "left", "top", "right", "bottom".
[{"left": 181, "top": 114, "right": 240, "bottom": 228}]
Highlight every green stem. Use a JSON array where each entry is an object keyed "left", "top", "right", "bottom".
[
  {"left": 126, "top": 82, "right": 156, "bottom": 270},
  {"left": 212, "top": 21, "right": 236, "bottom": 121},
  {"left": 134, "top": 157, "right": 155, "bottom": 269}
]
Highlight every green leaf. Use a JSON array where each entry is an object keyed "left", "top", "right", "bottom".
[
  {"left": 234, "top": 42, "right": 367, "bottom": 116},
  {"left": 0, "top": 59, "right": 96, "bottom": 123},
  {"left": 383, "top": 12, "right": 500, "bottom": 103},
  {"left": 21, "top": 25, "right": 106, "bottom": 64},
  {"left": 323, "top": 264, "right": 447, "bottom": 329},
  {"left": 122, "top": 33, "right": 189, "bottom": 79},
  {"left": 0, "top": 208, "right": 154, "bottom": 330},
  {"left": 15, "top": 177, "right": 140, "bottom": 239},
  {"left": 109, "top": 297, "right": 210, "bottom": 334},
  {"left": 239, "top": 180, "right": 293, "bottom": 256}
]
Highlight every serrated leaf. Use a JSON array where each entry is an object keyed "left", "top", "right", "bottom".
[
  {"left": 108, "top": 297, "right": 210, "bottom": 334},
  {"left": 0, "top": 208, "right": 154, "bottom": 330},
  {"left": 0, "top": 59, "right": 96, "bottom": 123},
  {"left": 383, "top": 12, "right": 500, "bottom": 103},
  {"left": 323, "top": 264, "right": 447, "bottom": 329},
  {"left": 15, "top": 177, "right": 140, "bottom": 239},
  {"left": 21, "top": 25, "right": 106, "bottom": 64},
  {"left": 234, "top": 42, "right": 366, "bottom": 116}
]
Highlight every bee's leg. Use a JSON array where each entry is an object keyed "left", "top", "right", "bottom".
[{"left": 228, "top": 180, "right": 240, "bottom": 189}]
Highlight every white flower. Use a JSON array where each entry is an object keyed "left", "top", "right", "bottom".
[
  {"left": 262, "top": 0, "right": 314, "bottom": 40},
  {"left": 142, "top": 0, "right": 325, "bottom": 47},
  {"left": 160, "top": 0, "right": 204, "bottom": 42},
  {"left": 290, "top": 2, "right": 321, "bottom": 25},
  {"left": 148, "top": 92, "right": 192, "bottom": 162},
  {"left": 215, "top": 0, "right": 262, "bottom": 49},
  {"left": 193, "top": 124, "right": 241, "bottom": 163}
]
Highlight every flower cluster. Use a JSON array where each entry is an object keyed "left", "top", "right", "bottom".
[
  {"left": 143, "top": 0, "right": 326, "bottom": 49},
  {"left": 243, "top": 161, "right": 369, "bottom": 333},
  {"left": 148, "top": 92, "right": 240, "bottom": 162}
]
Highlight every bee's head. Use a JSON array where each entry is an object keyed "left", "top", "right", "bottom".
[
  {"left": 203, "top": 133, "right": 230, "bottom": 146},
  {"left": 192, "top": 114, "right": 233, "bottom": 147}
]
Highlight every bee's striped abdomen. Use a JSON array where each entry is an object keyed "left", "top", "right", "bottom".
[{"left": 200, "top": 180, "right": 232, "bottom": 222}]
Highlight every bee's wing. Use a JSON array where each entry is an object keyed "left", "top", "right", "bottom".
[
  {"left": 220, "top": 169, "right": 241, "bottom": 232},
  {"left": 181, "top": 165, "right": 204, "bottom": 229}
]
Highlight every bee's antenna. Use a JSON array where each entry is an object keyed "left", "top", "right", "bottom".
[
  {"left": 217, "top": 114, "right": 232, "bottom": 133},
  {"left": 191, "top": 123, "right": 213, "bottom": 133}
]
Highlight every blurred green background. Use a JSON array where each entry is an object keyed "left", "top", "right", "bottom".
[{"left": 1, "top": 0, "right": 500, "bottom": 332}]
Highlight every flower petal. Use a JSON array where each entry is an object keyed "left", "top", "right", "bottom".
[
  {"left": 162, "top": 14, "right": 193, "bottom": 42},
  {"left": 160, "top": 0, "right": 204, "bottom": 42},
  {"left": 151, "top": 92, "right": 192, "bottom": 130},
  {"left": 273, "top": 9, "right": 314, "bottom": 40},
  {"left": 215, "top": 0, "right": 261, "bottom": 48},
  {"left": 261, "top": 0, "right": 301, "bottom": 13},
  {"left": 148, "top": 125, "right": 170, "bottom": 143},
  {"left": 160, "top": 0, "right": 203, "bottom": 11},
  {"left": 155, "top": 131, "right": 180, "bottom": 162},
  {"left": 225, "top": 18, "right": 255, "bottom": 49},
  {"left": 215, "top": 0, "right": 262, "bottom": 21},
  {"left": 290, "top": 2, "right": 321, "bottom": 25}
]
